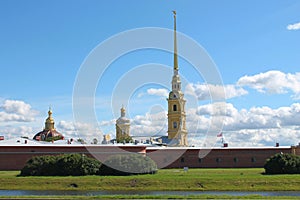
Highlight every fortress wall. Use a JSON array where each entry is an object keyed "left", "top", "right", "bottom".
[
  {"left": 0, "top": 145, "right": 146, "bottom": 170},
  {"left": 0, "top": 145, "right": 298, "bottom": 170},
  {"left": 146, "top": 147, "right": 293, "bottom": 168}
]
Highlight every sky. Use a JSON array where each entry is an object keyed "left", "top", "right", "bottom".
[{"left": 0, "top": 0, "right": 300, "bottom": 147}]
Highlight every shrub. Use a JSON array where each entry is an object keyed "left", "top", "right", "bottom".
[
  {"left": 19, "top": 155, "right": 57, "bottom": 176},
  {"left": 20, "top": 154, "right": 101, "bottom": 176},
  {"left": 116, "top": 134, "right": 133, "bottom": 143},
  {"left": 99, "top": 153, "right": 157, "bottom": 176},
  {"left": 264, "top": 153, "right": 300, "bottom": 174}
]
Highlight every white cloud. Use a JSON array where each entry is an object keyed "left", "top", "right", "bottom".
[
  {"left": 146, "top": 88, "right": 168, "bottom": 98},
  {"left": 237, "top": 70, "right": 300, "bottom": 99},
  {"left": 131, "top": 111, "right": 167, "bottom": 137},
  {"left": 185, "top": 83, "right": 247, "bottom": 100},
  {"left": 185, "top": 102, "right": 300, "bottom": 146},
  {"left": 221, "top": 129, "right": 300, "bottom": 147},
  {"left": 0, "top": 125, "right": 34, "bottom": 139},
  {"left": 0, "top": 100, "right": 38, "bottom": 122},
  {"left": 196, "top": 102, "right": 236, "bottom": 117},
  {"left": 91, "top": 101, "right": 300, "bottom": 147},
  {"left": 57, "top": 120, "right": 103, "bottom": 141},
  {"left": 98, "top": 119, "right": 116, "bottom": 127},
  {"left": 287, "top": 22, "right": 300, "bottom": 30}
]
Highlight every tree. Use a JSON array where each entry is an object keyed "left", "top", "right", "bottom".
[
  {"left": 116, "top": 134, "right": 133, "bottom": 143},
  {"left": 99, "top": 153, "right": 157, "bottom": 176},
  {"left": 92, "top": 138, "right": 98, "bottom": 144},
  {"left": 264, "top": 153, "right": 300, "bottom": 174},
  {"left": 77, "top": 138, "right": 86, "bottom": 144},
  {"left": 19, "top": 154, "right": 101, "bottom": 176}
]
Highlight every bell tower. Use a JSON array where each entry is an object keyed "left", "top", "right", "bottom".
[{"left": 167, "top": 11, "right": 188, "bottom": 146}]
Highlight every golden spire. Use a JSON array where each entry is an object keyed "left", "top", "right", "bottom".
[{"left": 173, "top": 10, "right": 178, "bottom": 71}]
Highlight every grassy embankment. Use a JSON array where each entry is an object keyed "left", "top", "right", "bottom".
[
  {"left": 0, "top": 168, "right": 299, "bottom": 191},
  {"left": 1, "top": 195, "right": 300, "bottom": 199}
]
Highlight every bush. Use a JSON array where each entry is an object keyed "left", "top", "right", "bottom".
[
  {"left": 264, "top": 153, "right": 300, "bottom": 174},
  {"left": 19, "top": 155, "right": 57, "bottom": 176},
  {"left": 20, "top": 154, "right": 101, "bottom": 176},
  {"left": 99, "top": 153, "right": 157, "bottom": 176},
  {"left": 116, "top": 134, "right": 133, "bottom": 143}
]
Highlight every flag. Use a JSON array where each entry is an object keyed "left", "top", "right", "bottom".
[
  {"left": 217, "top": 132, "right": 222, "bottom": 137},
  {"left": 0, "top": 136, "right": 4, "bottom": 140}
]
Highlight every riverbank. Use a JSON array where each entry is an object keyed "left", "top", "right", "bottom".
[
  {"left": 0, "top": 168, "right": 299, "bottom": 191},
  {"left": 0, "top": 194, "right": 299, "bottom": 199}
]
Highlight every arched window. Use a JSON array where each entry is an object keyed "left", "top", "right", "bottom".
[
  {"left": 173, "top": 122, "right": 177, "bottom": 129},
  {"left": 173, "top": 104, "right": 177, "bottom": 111}
]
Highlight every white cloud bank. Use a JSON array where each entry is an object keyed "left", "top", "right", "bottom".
[
  {"left": 131, "top": 111, "right": 167, "bottom": 137},
  {"left": 0, "top": 125, "right": 34, "bottom": 139},
  {"left": 0, "top": 100, "right": 38, "bottom": 122},
  {"left": 94, "top": 102, "right": 300, "bottom": 147},
  {"left": 287, "top": 22, "right": 300, "bottom": 30},
  {"left": 57, "top": 120, "right": 103, "bottom": 141},
  {"left": 138, "top": 88, "right": 168, "bottom": 98},
  {"left": 185, "top": 83, "right": 248, "bottom": 100},
  {"left": 147, "top": 88, "right": 168, "bottom": 97},
  {"left": 2, "top": 70, "right": 300, "bottom": 146},
  {"left": 238, "top": 70, "right": 300, "bottom": 99},
  {"left": 186, "top": 102, "right": 300, "bottom": 146}
]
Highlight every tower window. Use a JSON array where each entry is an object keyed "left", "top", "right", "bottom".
[
  {"left": 173, "top": 104, "right": 177, "bottom": 111},
  {"left": 173, "top": 122, "right": 177, "bottom": 129}
]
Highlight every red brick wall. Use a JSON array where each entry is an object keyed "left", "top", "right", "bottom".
[
  {"left": 146, "top": 147, "right": 293, "bottom": 168},
  {"left": 0, "top": 145, "right": 297, "bottom": 170},
  {"left": 0, "top": 145, "right": 146, "bottom": 170}
]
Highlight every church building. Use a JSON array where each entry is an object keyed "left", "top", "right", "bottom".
[
  {"left": 33, "top": 108, "right": 64, "bottom": 142},
  {"left": 115, "top": 106, "right": 131, "bottom": 143},
  {"left": 167, "top": 11, "right": 188, "bottom": 146}
]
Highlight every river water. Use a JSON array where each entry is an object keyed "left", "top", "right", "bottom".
[{"left": 0, "top": 190, "right": 299, "bottom": 197}]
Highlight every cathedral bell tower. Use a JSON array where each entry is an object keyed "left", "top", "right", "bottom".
[{"left": 167, "top": 11, "right": 188, "bottom": 146}]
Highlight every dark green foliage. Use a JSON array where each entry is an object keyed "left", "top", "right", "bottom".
[
  {"left": 116, "top": 134, "right": 133, "bottom": 143},
  {"left": 45, "top": 135, "right": 64, "bottom": 142},
  {"left": 19, "top": 155, "right": 56, "bottom": 176},
  {"left": 264, "top": 153, "right": 300, "bottom": 174},
  {"left": 99, "top": 153, "right": 157, "bottom": 176},
  {"left": 20, "top": 154, "right": 101, "bottom": 176}
]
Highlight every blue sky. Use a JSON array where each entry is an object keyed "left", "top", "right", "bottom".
[{"left": 1, "top": 0, "right": 300, "bottom": 146}]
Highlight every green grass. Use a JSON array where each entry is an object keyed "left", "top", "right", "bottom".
[
  {"left": 0, "top": 195, "right": 299, "bottom": 199},
  {"left": 0, "top": 168, "right": 299, "bottom": 191}
]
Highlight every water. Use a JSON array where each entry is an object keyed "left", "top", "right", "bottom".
[{"left": 0, "top": 190, "right": 299, "bottom": 197}]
